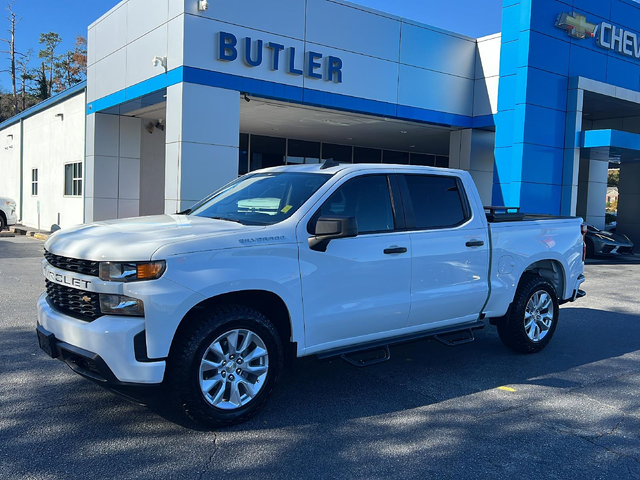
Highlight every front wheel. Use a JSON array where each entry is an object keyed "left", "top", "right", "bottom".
[
  {"left": 497, "top": 275, "right": 559, "bottom": 354},
  {"left": 167, "top": 305, "right": 284, "bottom": 428},
  {"left": 0, "top": 214, "right": 6, "bottom": 231}
]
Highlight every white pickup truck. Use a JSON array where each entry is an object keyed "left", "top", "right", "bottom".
[
  {"left": 0, "top": 196, "right": 17, "bottom": 230},
  {"left": 36, "top": 163, "right": 586, "bottom": 427}
]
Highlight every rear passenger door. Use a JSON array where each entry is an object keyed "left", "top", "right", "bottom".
[{"left": 399, "top": 173, "right": 490, "bottom": 328}]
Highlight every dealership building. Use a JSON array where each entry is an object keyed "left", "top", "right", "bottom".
[{"left": 1, "top": 0, "right": 640, "bottom": 243}]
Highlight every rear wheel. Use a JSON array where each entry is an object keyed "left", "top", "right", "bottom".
[
  {"left": 167, "top": 305, "right": 284, "bottom": 428},
  {"left": 497, "top": 275, "right": 559, "bottom": 354},
  {"left": 0, "top": 213, "right": 6, "bottom": 231}
]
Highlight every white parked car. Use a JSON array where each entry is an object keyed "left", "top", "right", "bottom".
[
  {"left": 36, "top": 163, "right": 587, "bottom": 428},
  {"left": 0, "top": 196, "right": 17, "bottom": 230}
]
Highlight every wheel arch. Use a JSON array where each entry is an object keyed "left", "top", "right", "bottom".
[
  {"left": 522, "top": 258, "right": 566, "bottom": 300},
  {"left": 489, "top": 258, "right": 566, "bottom": 327},
  {"left": 171, "top": 289, "right": 295, "bottom": 360}
]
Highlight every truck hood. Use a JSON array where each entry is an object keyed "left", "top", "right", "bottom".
[{"left": 45, "top": 215, "right": 266, "bottom": 261}]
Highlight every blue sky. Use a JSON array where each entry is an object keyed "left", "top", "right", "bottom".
[{"left": 0, "top": 0, "right": 503, "bottom": 91}]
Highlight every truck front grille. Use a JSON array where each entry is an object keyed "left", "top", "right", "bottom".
[
  {"left": 44, "top": 250, "right": 100, "bottom": 277},
  {"left": 45, "top": 280, "right": 101, "bottom": 321}
]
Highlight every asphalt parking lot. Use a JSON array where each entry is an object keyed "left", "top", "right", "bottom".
[{"left": 1, "top": 235, "right": 640, "bottom": 479}]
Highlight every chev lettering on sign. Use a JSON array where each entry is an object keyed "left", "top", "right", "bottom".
[
  {"left": 597, "top": 22, "right": 640, "bottom": 59},
  {"left": 556, "top": 12, "right": 640, "bottom": 60},
  {"left": 45, "top": 267, "right": 91, "bottom": 289},
  {"left": 218, "top": 32, "right": 343, "bottom": 83}
]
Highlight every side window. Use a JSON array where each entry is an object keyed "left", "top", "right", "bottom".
[
  {"left": 315, "top": 175, "right": 394, "bottom": 234},
  {"left": 404, "top": 175, "right": 468, "bottom": 229},
  {"left": 31, "top": 168, "right": 38, "bottom": 196}
]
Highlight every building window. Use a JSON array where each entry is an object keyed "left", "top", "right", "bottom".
[
  {"left": 410, "top": 154, "right": 435, "bottom": 166},
  {"left": 250, "top": 135, "right": 286, "bottom": 171},
  {"left": 64, "top": 162, "right": 83, "bottom": 196},
  {"left": 287, "top": 139, "right": 320, "bottom": 164},
  {"left": 435, "top": 156, "right": 449, "bottom": 168},
  {"left": 31, "top": 168, "right": 38, "bottom": 196},
  {"left": 354, "top": 146, "right": 381, "bottom": 164},
  {"left": 239, "top": 134, "right": 249, "bottom": 176},
  {"left": 322, "top": 143, "right": 352, "bottom": 163},
  {"left": 383, "top": 150, "right": 410, "bottom": 165}
]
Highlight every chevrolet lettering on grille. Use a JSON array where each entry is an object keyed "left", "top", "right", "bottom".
[{"left": 45, "top": 267, "right": 91, "bottom": 290}]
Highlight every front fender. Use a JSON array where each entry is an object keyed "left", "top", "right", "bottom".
[{"left": 157, "top": 244, "right": 304, "bottom": 356}]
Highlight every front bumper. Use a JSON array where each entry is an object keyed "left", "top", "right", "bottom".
[
  {"left": 6, "top": 210, "right": 17, "bottom": 226},
  {"left": 36, "top": 293, "right": 165, "bottom": 384}
]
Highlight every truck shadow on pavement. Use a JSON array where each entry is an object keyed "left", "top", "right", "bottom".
[{"left": 2, "top": 305, "right": 640, "bottom": 478}]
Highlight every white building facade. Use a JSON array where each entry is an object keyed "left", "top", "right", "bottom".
[{"left": 2, "top": 0, "right": 501, "bottom": 230}]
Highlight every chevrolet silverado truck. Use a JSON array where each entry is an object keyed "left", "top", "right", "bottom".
[{"left": 36, "top": 162, "right": 586, "bottom": 427}]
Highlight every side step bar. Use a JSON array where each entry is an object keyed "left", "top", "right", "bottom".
[{"left": 317, "top": 321, "right": 485, "bottom": 368}]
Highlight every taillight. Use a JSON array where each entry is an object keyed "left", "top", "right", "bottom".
[{"left": 581, "top": 223, "right": 587, "bottom": 262}]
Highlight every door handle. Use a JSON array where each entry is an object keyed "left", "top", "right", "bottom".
[
  {"left": 384, "top": 247, "right": 408, "bottom": 255},
  {"left": 466, "top": 240, "right": 485, "bottom": 248}
]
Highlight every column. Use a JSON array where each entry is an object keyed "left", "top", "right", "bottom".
[
  {"left": 617, "top": 162, "right": 640, "bottom": 245},
  {"left": 164, "top": 83, "right": 240, "bottom": 214},
  {"left": 561, "top": 86, "right": 584, "bottom": 216},
  {"left": 576, "top": 155, "right": 608, "bottom": 229},
  {"left": 449, "top": 129, "right": 495, "bottom": 206},
  {"left": 85, "top": 113, "right": 141, "bottom": 222}
]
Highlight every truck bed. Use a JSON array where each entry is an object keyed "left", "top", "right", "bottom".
[{"left": 484, "top": 206, "right": 577, "bottom": 223}]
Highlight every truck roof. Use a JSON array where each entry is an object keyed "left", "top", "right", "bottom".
[{"left": 257, "top": 163, "right": 462, "bottom": 175}]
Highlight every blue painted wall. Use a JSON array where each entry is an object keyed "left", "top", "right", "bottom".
[{"left": 493, "top": 0, "right": 640, "bottom": 214}]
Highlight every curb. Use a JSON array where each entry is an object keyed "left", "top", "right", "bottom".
[{"left": 33, "top": 233, "right": 50, "bottom": 241}]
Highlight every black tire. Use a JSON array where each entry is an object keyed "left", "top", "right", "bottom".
[
  {"left": 166, "top": 305, "right": 284, "bottom": 428},
  {"left": 497, "top": 275, "right": 560, "bottom": 354},
  {"left": 0, "top": 213, "right": 6, "bottom": 231},
  {"left": 585, "top": 238, "right": 595, "bottom": 258}
]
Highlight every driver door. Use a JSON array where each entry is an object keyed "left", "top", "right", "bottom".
[{"left": 297, "top": 174, "right": 412, "bottom": 352}]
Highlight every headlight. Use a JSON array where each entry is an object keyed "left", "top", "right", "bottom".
[
  {"left": 99, "top": 294, "right": 145, "bottom": 316},
  {"left": 99, "top": 261, "right": 166, "bottom": 282}
]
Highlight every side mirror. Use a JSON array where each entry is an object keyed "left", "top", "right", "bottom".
[{"left": 308, "top": 216, "right": 358, "bottom": 252}]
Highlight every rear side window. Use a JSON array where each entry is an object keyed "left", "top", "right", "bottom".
[
  {"left": 314, "top": 175, "right": 394, "bottom": 234},
  {"left": 404, "top": 175, "right": 468, "bottom": 229}
]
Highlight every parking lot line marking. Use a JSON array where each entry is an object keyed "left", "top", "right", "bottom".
[{"left": 497, "top": 386, "right": 517, "bottom": 392}]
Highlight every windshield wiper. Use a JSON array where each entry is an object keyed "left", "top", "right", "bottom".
[{"left": 208, "top": 216, "right": 244, "bottom": 224}]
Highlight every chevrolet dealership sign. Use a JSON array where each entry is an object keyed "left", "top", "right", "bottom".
[{"left": 556, "top": 12, "right": 640, "bottom": 60}]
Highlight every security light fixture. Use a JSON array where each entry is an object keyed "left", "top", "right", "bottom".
[
  {"left": 152, "top": 55, "right": 167, "bottom": 71},
  {"left": 7, "top": 134, "right": 13, "bottom": 140},
  {"left": 198, "top": 0, "right": 209, "bottom": 11},
  {"left": 146, "top": 123, "right": 155, "bottom": 134},
  {"left": 243, "top": 93, "right": 251, "bottom": 103},
  {"left": 155, "top": 120, "right": 165, "bottom": 132}
]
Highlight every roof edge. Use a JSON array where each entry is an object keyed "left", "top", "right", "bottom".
[{"left": 0, "top": 81, "right": 87, "bottom": 131}]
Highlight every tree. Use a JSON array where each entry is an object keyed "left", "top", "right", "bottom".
[
  {"left": 607, "top": 169, "right": 620, "bottom": 187},
  {"left": 0, "top": 1, "right": 24, "bottom": 116},
  {"left": 38, "top": 31, "right": 61, "bottom": 97},
  {"left": 53, "top": 35, "right": 86, "bottom": 92},
  {"left": 16, "top": 47, "right": 32, "bottom": 110},
  {"left": 71, "top": 35, "right": 86, "bottom": 76},
  {"left": 31, "top": 61, "right": 48, "bottom": 101}
]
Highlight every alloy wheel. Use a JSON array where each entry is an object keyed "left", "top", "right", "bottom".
[
  {"left": 524, "top": 290, "right": 554, "bottom": 343},
  {"left": 199, "top": 329, "right": 269, "bottom": 410}
]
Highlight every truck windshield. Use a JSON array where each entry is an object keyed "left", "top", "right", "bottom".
[{"left": 190, "top": 172, "right": 331, "bottom": 225}]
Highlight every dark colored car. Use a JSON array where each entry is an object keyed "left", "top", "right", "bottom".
[{"left": 585, "top": 225, "right": 634, "bottom": 258}]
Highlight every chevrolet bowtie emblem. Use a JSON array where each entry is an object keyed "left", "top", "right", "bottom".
[
  {"left": 556, "top": 12, "right": 597, "bottom": 39},
  {"left": 82, "top": 295, "right": 92, "bottom": 303}
]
